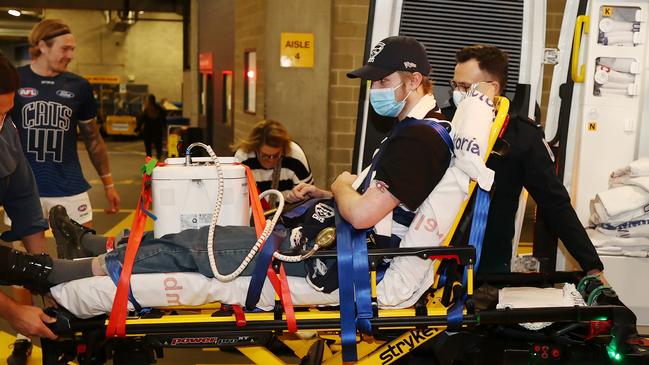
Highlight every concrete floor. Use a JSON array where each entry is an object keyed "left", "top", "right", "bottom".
[{"left": 0, "top": 139, "right": 647, "bottom": 364}]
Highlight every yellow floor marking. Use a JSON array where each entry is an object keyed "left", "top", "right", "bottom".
[
  {"left": 0, "top": 331, "right": 42, "bottom": 364},
  {"left": 0, "top": 331, "right": 78, "bottom": 364},
  {"left": 103, "top": 211, "right": 154, "bottom": 237}
]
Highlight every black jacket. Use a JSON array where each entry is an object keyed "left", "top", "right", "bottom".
[{"left": 442, "top": 103, "right": 603, "bottom": 274}]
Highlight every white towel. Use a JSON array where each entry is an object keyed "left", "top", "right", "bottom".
[
  {"left": 497, "top": 284, "right": 585, "bottom": 330},
  {"left": 590, "top": 185, "right": 649, "bottom": 224},
  {"left": 587, "top": 228, "right": 649, "bottom": 259},
  {"left": 610, "top": 157, "right": 649, "bottom": 179},
  {"left": 597, "top": 218, "right": 649, "bottom": 238}
]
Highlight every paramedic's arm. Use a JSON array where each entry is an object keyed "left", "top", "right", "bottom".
[
  {"left": 331, "top": 172, "right": 399, "bottom": 229},
  {"left": 522, "top": 128, "right": 604, "bottom": 274},
  {"left": 78, "top": 118, "right": 121, "bottom": 214},
  {"left": 0, "top": 292, "right": 56, "bottom": 339},
  {"left": 0, "top": 151, "right": 49, "bottom": 253}
]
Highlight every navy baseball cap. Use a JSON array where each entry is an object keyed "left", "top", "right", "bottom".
[{"left": 347, "top": 36, "right": 430, "bottom": 81}]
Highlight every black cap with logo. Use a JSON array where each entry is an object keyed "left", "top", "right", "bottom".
[{"left": 347, "top": 36, "right": 430, "bottom": 81}]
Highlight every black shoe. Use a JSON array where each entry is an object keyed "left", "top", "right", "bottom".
[
  {"left": 49, "top": 205, "right": 95, "bottom": 259},
  {"left": 7, "top": 339, "right": 32, "bottom": 365},
  {"left": 0, "top": 248, "right": 53, "bottom": 294}
]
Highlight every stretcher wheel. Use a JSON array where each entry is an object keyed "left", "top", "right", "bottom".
[{"left": 299, "top": 339, "right": 326, "bottom": 365}]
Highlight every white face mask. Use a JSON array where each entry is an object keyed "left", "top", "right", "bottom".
[{"left": 452, "top": 90, "right": 467, "bottom": 107}]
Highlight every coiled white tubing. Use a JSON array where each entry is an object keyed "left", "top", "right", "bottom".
[{"left": 199, "top": 143, "right": 312, "bottom": 282}]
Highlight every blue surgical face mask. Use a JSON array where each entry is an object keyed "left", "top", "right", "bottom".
[
  {"left": 370, "top": 83, "right": 412, "bottom": 117},
  {"left": 452, "top": 90, "right": 467, "bottom": 107}
]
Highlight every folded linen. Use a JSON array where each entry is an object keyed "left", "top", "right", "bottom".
[
  {"left": 590, "top": 185, "right": 649, "bottom": 225},
  {"left": 597, "top": 219, "right": 649, "bottom": 238},
  {"left": 610, "top": 157, "right": 649, "bottom": 179}
]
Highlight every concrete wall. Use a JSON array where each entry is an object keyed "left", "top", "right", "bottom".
[
  {"left": 44, "top": 9, "right": 183, "bottom": 102},
  {"left": 327, "top": 0, "right": 369, "bottom": 185},
  {"left": 182, "top": 0, "right": 200, "bottom": 127},
  {"left": 264, "top": 0, "right": 332, "bottom": 187},
  {"left": 197, "top": 0, "right": 234, "bottom": 153},
  {"left": 233, "top": 0, "right": 267, "bottom": 144}
]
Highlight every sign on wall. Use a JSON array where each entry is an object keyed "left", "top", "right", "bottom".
[
  {"left": 280, "top": 32, "right": 314, "bottom": 68},
  {"left": 85, "top": 75, "right": 121, "bottom": 84},
  {"left": 199, "top": 52, "right": 213, "bottom": 74}
]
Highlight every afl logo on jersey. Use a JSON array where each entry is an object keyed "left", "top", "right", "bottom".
[
  {"left": 18, "top": 88, "right": 38, "bottom": 97},
  {"left": 78, "top": 204, "right": 88, "bottom": 212},
  {"left": 56, "top": 90, "right": 75, "bottom": 99}
]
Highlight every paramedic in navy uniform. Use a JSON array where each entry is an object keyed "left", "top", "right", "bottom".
[
  {"left": 0, "top": 52, "right": 58, "bottom": 352},
  {"left": 441, "top": 45, "right": 605, "bottom": 279},
  {"left": 9, "top": 19, "right": 121, "bottom": 233}
]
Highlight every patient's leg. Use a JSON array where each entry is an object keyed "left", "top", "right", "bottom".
[
  {"left": 97, "top": 226, "right": 306, "bottom": 278},
  {"left": 0, "top": 245, "right": 96, "bottom": 293}
]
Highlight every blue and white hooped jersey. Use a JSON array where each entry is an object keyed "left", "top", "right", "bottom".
[{"left": 12, "top": 65, "right": 97, "bottom": 197}]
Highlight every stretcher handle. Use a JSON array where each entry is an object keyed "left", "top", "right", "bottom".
[{"left": 571, "top": 15, "right": 590, "bottom": 83}]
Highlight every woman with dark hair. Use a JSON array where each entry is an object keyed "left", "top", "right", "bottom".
[
  {"left": 136, "top": 94, "right": 166, "bottom": 159},
  {"left": 232, "top": 119, "right": 313, "bottom": 204}
]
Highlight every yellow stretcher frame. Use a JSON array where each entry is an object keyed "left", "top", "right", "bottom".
[{"left": 42, "top": 97, "right": 511, "bottom": 365}]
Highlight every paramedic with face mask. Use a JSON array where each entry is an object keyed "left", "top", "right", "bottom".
[
  {"left": 441, "top": 45, "right": 605, "bottom": 280},
  {"left": 0, "top": 37, "right": 455, "bottom": 311}
]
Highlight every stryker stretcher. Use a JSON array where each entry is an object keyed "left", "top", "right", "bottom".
[{"left": 37, "top": 95, "right": 648, "bottom": 365}]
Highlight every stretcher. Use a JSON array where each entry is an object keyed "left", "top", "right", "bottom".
[{"left": 38, "top": 96, "right": 648, "bottom": 365}]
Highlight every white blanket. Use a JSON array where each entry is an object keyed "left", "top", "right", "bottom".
[
  {"left": 590, "top": 183, "right": 649, "bottom": 225},
  {"left": 497, "top": 284, "right": 585, "bottom": 330}
]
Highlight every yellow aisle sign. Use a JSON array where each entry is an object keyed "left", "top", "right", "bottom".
[{"left": 280, "top": 32, "right": 314, "bottom": 68}]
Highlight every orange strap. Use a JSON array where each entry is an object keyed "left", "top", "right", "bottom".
[
  {"left": 241, "top": 164, "right": 297, "bottom": 332},
  {"left": 106, "top": 161, "right": 155, "bottom": 337}
]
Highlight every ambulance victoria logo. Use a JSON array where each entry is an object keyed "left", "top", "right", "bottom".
[
  {"left": 56, "top": 90, "right": 75, "bottom": 98},
  {"left": 368, "top": 41, "right": 386, "bottom": 63},
  {"left": 18, "top": 88, "right": 38, "bottom": 97}
]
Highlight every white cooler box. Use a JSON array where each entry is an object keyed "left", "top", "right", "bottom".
[{"left": 152, "top": 157, "right": 249, "bottom": 238}]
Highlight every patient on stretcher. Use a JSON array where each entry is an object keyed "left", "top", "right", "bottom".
[{"left": 0, "top": 36, "right": 498, "bottom": 319}]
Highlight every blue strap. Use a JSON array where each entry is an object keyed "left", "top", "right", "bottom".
[
  {"left": 467, "top": 188, "right": 490, "bottom": 274},
  {"left": 447, "top": 187, "right": 491, "bottom": 328},
  {"left": 336, "top": 211, "right": 358, "bottom": 362},
  {"left": 352, "top": 227, "right": 373, "bottom": 334},
  {"left": 362, "top": 118, "right": 454, "bottom": 191},
  {"left": 245, "top": 229, "right": 284, "bottom": 310},
  {"left": 105, "top": 254, "right": 145, "bottom": 313},
  {"left": 447, "top": 293, "right": 466, "bottom": 329}
]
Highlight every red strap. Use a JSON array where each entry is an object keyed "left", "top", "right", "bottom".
[
  {"left": 241, "top": 164, "right": 296, "bottom": 332},
  {"left": 279, "top": 264, "right": 297, "bottom": 332},
  {"left": 230, "top": 305, "right": 247, "bottom": 327},
  {"left": 105, "top": 237, "right": 116, "bottom": 253},
  {"left": 106, "top": 159, "right": 158, "bottom": 338}
]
